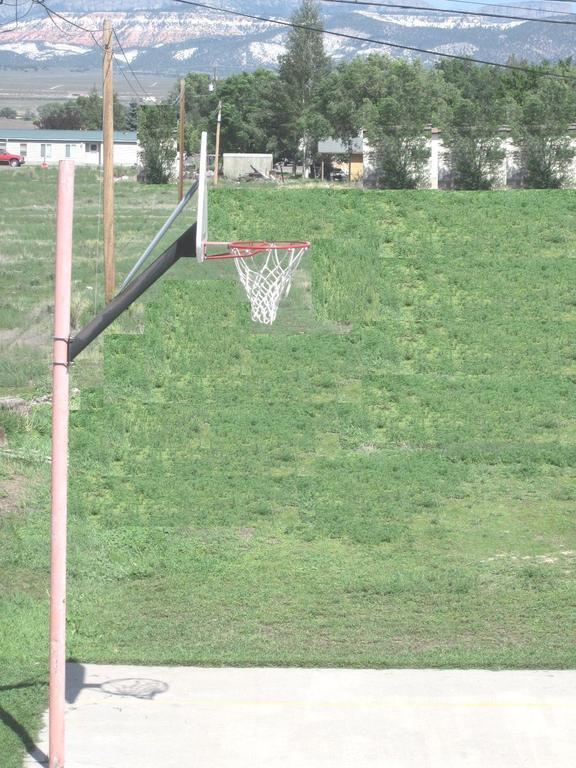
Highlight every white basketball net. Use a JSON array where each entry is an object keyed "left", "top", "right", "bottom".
[{"left": 232, "top": 242, "right": 309, "bottom": 324}]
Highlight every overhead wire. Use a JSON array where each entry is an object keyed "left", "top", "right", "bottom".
[
  {"left": 31, "top": 2, "right": 151, "bottom": 102},
  {"left": 32, "top": 0, "right": 103, "bottom": 49},
  {"left": 112, "top": 28, "right": 151, "bottom": 101},
  {"left": 321, "top": 0, "right": 576, "bottom": 25},
  {"left": 0, "top": 0, "right": 35, "bottom": 31},
  {"left": 170, "top": 0, "right": 576, "bottom": 81},
  {"left": 506, "top": 0, "right": 576, "bottom": 3},
  {"left": 114, "top": 61, "right": 150, "bottom": 102},
  {"left": 440, "top": 0, "right": 576, "bottom": 17}
]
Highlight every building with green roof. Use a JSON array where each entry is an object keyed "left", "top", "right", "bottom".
[{"left": 0, "top": 129, "right": 137, "bottom": 167}]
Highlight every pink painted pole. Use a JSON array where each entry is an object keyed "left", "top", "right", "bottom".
[{"left": 49, "top": 159, "right": 75, "bottom": 768}]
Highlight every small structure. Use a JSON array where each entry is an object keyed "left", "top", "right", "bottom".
[
  {"left": 317, "top": 137, "right": 363, "bottom": 181},
  {"left": 222, "top": 153, "right": 273, "bottom": 180},
  {"left": 0, "top": 129, "right": 138, "bottom": 167}
]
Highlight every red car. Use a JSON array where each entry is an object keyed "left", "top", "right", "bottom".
[{"left": 0, "top": 150, "right": 25, "bottom": 167}]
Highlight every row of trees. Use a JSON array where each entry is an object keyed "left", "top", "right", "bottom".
[
  {"left": 32, "top": 0, "right": 576, "bottom": 188},
  {"left": 170, "top": 0, "right": 576, "bottom": 189},
  {"left": 35, "top": 91, "right": 138, "bottom": 132}
]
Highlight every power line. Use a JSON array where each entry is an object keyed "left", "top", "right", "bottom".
[
  {"left": 115, "top": 59, "right": 148, "bottom": 101},
  {"left": 112, "top": 28, "right": 151, "bottom": 100},
  {"left": 32, "top": 0, "right": 102, "bottom": 49},
  {"left": 170, "top": 0, "right": 576, "bottom": 81},
  {"left": 33, "top": 2, "right": 152, "bottom": 103},
  {"left": 442, "top": 0, "right": 576, "bottom": 17},
  {"left": 41, "top": 5, "right": 86, "bottom": 40},
  {"left": 321, "top": 0, "right": 576, "bottom": 25},
  {"left": 33, "top": 3, "right": 147, "bottom": 103},
  {"left": 0, "top": 0, "right": 35, "bottom": 31}
]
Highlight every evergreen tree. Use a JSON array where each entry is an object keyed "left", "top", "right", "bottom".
[
  {"left": 278, "top": 0, "right": 331, "bottom": 174},
  {"left": 125, "top": 100, "right": 139, "bottom": 132}
]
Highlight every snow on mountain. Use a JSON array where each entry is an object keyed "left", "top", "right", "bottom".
[
  {"left": 173, "top": 47, "right": 198, "bottom": 62},
  {"left": 0, "top": 4, "right": 573, "bottom": 73},
  {"left": 357, "top": 10, "right": 525, "bottom": 31},
  {"left": 114, "top": 49, "right": 139, "bottom": 64}
]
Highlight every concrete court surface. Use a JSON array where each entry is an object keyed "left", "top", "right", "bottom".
[{"left": 24, "top": 663, "right": 576, "bottom": 768}]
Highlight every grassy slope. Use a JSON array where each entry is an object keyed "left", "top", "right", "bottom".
[{"left": 1, "top": 176, "right": 576, "bottom": 764}]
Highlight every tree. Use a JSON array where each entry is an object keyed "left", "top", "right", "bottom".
[
  {"left": 365, "top": 60, "right": 441, "bottom": 189},
  {"left": 213, "top": 70, "right": 288, "bottom": 155},
  {"left": 437, "top": 61, "right": 508, "bottom": 190},
  {"left": 0, "top": 107, "right": 17, "bottom": 119},
  {"left": 35, "top": 89, "right": 126, "bottom": 131},
  {"left": 319, "top": 56, "right": 387, "bottom": 148},
  {"left": 125, "top": 100, "right": 139, "bottom": 132},
  {"left": 183, "top": 72, "right": 213, "bottom": 153},
  {"left": 320, "top": 56, "right": 441, "bottom": 188},
  {"left": 166, "top": 73, "right": 213, "bottom": 154},
  {"left": 138, "top": 104, "right": 177, "bottom": 184},
  {"left": 510, "top": 61, "right": 576, "bottom": 188},
  {"left": 278, "top": 0, "right": 331, "bottom": 173}
]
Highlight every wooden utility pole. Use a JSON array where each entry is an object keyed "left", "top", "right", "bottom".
[
  {"left": 214, "top": 100, "right": 222, "bottom": 186},
  {"left": 102, "top": 18, "right": 115, "bottom": 303},
  {"left": 178, "top": 78, "right": 186, "bottom": 202}
]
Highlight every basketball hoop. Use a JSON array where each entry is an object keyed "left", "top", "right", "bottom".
[{"left": 206, "top": 240, "right": 310, "bottom": 324}]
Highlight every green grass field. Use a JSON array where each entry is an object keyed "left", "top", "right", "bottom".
[{"left": 1, "top": 168, "right": 576, "bottom": 765}]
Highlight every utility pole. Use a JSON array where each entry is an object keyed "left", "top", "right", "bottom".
[
  {"left": 178, "top": 78, "right": 186, "bottom": 202},
  {"left": 102, "top": 18, "right": 115, "bottom": 303},
  {"left": 214, "top": 100, "right": 222, "bottom": 186}
]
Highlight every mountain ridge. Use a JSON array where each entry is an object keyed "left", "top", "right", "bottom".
[{"left": 0, "top": 2, "right": 573, "bottom": 75}]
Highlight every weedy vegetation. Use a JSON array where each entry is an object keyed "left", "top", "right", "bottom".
[{"left": 1, "top": 168, "right": 576, "bottom": 765}]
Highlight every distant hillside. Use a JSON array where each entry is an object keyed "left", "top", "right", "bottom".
[{"left": 0, "top": 2, "right": 574, "bottom": 74}]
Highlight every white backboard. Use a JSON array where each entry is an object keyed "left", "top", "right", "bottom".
[{"left": 196, "top": 131, "right": 208, "bottom": 262}]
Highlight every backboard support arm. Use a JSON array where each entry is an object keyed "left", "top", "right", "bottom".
[{"left": 69, "top": 222, "right": 197, "bottom": 362}]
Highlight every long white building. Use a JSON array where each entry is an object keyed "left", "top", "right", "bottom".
[
  {"left": 0, "top": 129, "right": 138, "bottom": 167},
  {"left": 363, "top": 127, "right": 576, "bottom": 189}
]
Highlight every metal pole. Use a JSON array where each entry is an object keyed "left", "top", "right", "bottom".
[
  {"left": 71, "top": 223, "right": 197, "bottom": 362},
  {"left": 49, "top": 159, "right": 75, "bottom": 768},
  {"left": 214, "top": 100, "right": 222, "bottom": 186},
  {"left": 119, "top": 180, "right": 198, "bottom": 291},
  {"left": 103, "top": 18, "right": 115, "bottom": 303},
  {"left": 178, "top": 78, "right": 186, "bottom": 202}
]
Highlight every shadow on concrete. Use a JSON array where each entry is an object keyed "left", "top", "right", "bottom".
[
  {"left": 1, "top": 665, "right": 169, "bottom": 767},
  {"left": 66, "top": 662, "right": 169, "bottom": 703}
]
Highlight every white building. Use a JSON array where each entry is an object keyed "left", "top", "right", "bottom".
[
  {"left": 222, "top": 153, "right": 273, "bottom": 179},
  {"left": 0, "top": 129, "right": 138, "bottom": 167},
  {"left": 363, "top": 127, "right": 576, "bottom": 189}
]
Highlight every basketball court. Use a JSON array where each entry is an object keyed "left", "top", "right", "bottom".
[
  {"left": 24, "top": 663, "right": 576, "bottom": 768},
  {"left": 38, "top": 148, "right": 575, "bottom": 768},
  {"left": 44, "top": 138, "right": 314, "bottom": 768}
]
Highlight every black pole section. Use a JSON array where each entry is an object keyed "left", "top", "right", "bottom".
[{"left": 69, "top": 223, "right": 197, "bottom": 362}]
